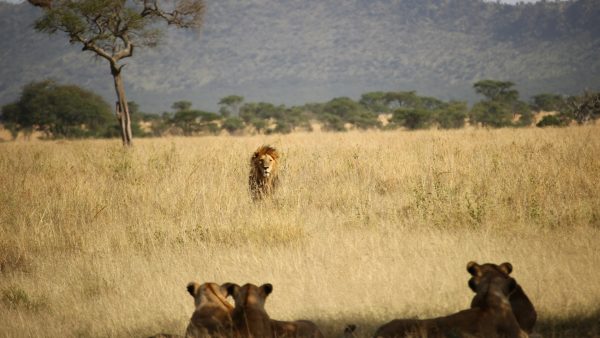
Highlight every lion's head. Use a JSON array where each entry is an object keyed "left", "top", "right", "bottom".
[
  {"left": 226, "top": 283, "right": 274, "bottom": 338},
  {"left": 252, "top": 145, "right": 279, "bottom": 178},
  {"left": 185, "top": 281, "right": 233, "bottom": 338},
  {"left": 187, "top": 281, "right": 232, "bottom": 310},
  {"left": 249, "top": 145, "right": 281, "bottom": 200}
]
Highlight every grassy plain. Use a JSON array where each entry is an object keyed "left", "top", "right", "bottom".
[{"left": 1, "top": 125, "right": 599, "bottom": 337}]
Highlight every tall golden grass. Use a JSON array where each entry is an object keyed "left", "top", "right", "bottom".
[{"left": 1, "top": 126, "right": 599, "bottom": 337}]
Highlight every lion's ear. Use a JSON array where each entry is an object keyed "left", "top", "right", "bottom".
[
  {"left": 499, "top": 262, "right": 513, "bottom": 275},
  {"left": 467, "top": 261, "right": 481, "bottom": 277},
  {"left": 220, "top": 283, "right": 234, "bottom": 298},
  {"left": 261, "top": 283, "right": 273, "bottom": 296},
  {"left": 187, "top": 282, "right": 200, "bottom": 297},
  {"left": 224, "top": 283, "right": 240, "bottom": 297},
  {"left": 468, "top": 277, "right": 478, "bottom": 292}
]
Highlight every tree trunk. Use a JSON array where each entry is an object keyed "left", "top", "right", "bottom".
[{"left": 111, "top": 66, "right": 133, "bottom": 146}]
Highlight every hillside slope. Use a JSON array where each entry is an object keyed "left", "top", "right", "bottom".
[{"left": 0, "top": 0, "right": 598, "bottom": 112}]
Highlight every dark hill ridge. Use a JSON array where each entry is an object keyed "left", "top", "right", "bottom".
[{"left": 0, "top": 0, "right": 598, "bottom": 113}]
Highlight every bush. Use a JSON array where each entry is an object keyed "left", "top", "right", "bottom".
[
  {"left": 222, "top": 117, "right": 245, "bottom": 134},
  {"left": 0, "top": 80, "right": 115, "bottom": 139},
  {"left": 393, "top": 108, "right": 433, "bottom": 130},
  {"left": 537, "top": 114, "right": 568, "bottom": 127}
]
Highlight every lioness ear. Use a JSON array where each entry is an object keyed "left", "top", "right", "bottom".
[
  {"left": 224, "top": 283, "right": 240, "bottom": 297},
  {"left": 261, "top": 283, "right": 273, "bottom": 296},
  {"left": 187, "top": 282, "right": 200, "bottom": 297},
  {"left": 468, "top": 278, "right": 478, "bottom": 292},
  {"left": 499, "top": 262, "right": 513, "bottom": 275},
  {"left": 467, "top": 261, "right": 481, "bottom": 277},
  {"left": 219, "top": 283, "right": 232, "bottom": 298}
]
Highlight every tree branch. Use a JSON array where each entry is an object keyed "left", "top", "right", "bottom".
[
  {"left": 27, "top": 0, "right": 51, "bottom": 9},
  {"left": 70, "top": 32, "right": 116, "bottom": 67},
  {"left": 113, "top": 33, "right": 133, "bottom": 62},
  {"left": 140, "top": 0, "right": 205, "bottom": 28}
]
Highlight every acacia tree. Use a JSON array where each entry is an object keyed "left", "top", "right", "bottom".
[
  {"left": 470, "top": 80, "right": 530, "bottom": 127},
  {"left": 218, "top": 95, "right": 244, "bottom": 117},
  {"left": 29, "top": 0, "right": 205, "bottom": 146}
]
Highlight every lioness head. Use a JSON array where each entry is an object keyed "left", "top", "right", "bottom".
[
  {"left": 187, "top": 281, "right": 233, "bottom": 310},
  {"left": 225, "top": 283, "right": 273, "bottom": 308},
  {"left": 471, "top": 274, "right": 518, "bottom": 307},
  {"left": 252, "top": 145, "right": 279, "bottom": 178},
  {"left": 467, "top": 261, "right": 513, "bottom": 292}
]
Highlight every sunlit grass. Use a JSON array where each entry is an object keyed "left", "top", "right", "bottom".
[{"left": 1, "top": 126, "right": 599, "bottom": 337}]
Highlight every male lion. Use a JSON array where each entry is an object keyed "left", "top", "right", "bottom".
[
  {"left": 185, "top": 281, "right": 234, "bottom": 338},
  {"left": 249, "top": 145, "right": 280, "bottom": 200},
  {"left": 373, "top": 274, "right": 528, "bottom": 338},
  {"left": 226, "top": 283, "right": 274, "bottom": 338},
  {"left": 467, "top": 261, "right": 537, "bottom": 333}
]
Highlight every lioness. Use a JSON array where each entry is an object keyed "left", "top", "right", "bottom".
[
  {"left": 373, "top": 275, "right": 528, "bottom": 338},
  {"left": 271, "top": 319, "right": 324, "bottom": 338},
  {"left": 467, "top": 261, "right": 537, "bottom": 333},
  {"left": 226, "top": 283, "right": 274, "bottom": 338},
  {"left": 185, "top": 282, "right": 234, "bottom": 338},
  {"left": 249, "top": 145, "right": 280, "bottom": 200}
]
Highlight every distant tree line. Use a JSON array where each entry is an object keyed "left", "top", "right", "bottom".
[{"left": 1, "top": 79, "right": 598, "bottom": 140}]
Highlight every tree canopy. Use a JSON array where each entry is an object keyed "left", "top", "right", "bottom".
[
  {"left": 1, "top": 80, "right": 114, "bottom": 139},
  {"left": 469, "top": 80, "right": 530, "bottom": 127}
]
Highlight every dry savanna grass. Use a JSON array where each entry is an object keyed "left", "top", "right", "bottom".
[{"left": 1, "top": 125, "right": 599, "bottom": 337}]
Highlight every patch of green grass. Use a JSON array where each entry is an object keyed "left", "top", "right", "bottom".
[{"left": 1, "top": 286, "right": 47, "bottom": 312}]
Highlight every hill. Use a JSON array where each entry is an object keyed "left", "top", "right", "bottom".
[{"left": 0, "top": 0, "right": 599, "bottom": 112}]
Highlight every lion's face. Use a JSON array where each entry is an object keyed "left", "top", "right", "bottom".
[{"left": 255, "top": 153, "right": 276, "bottom": 178}]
